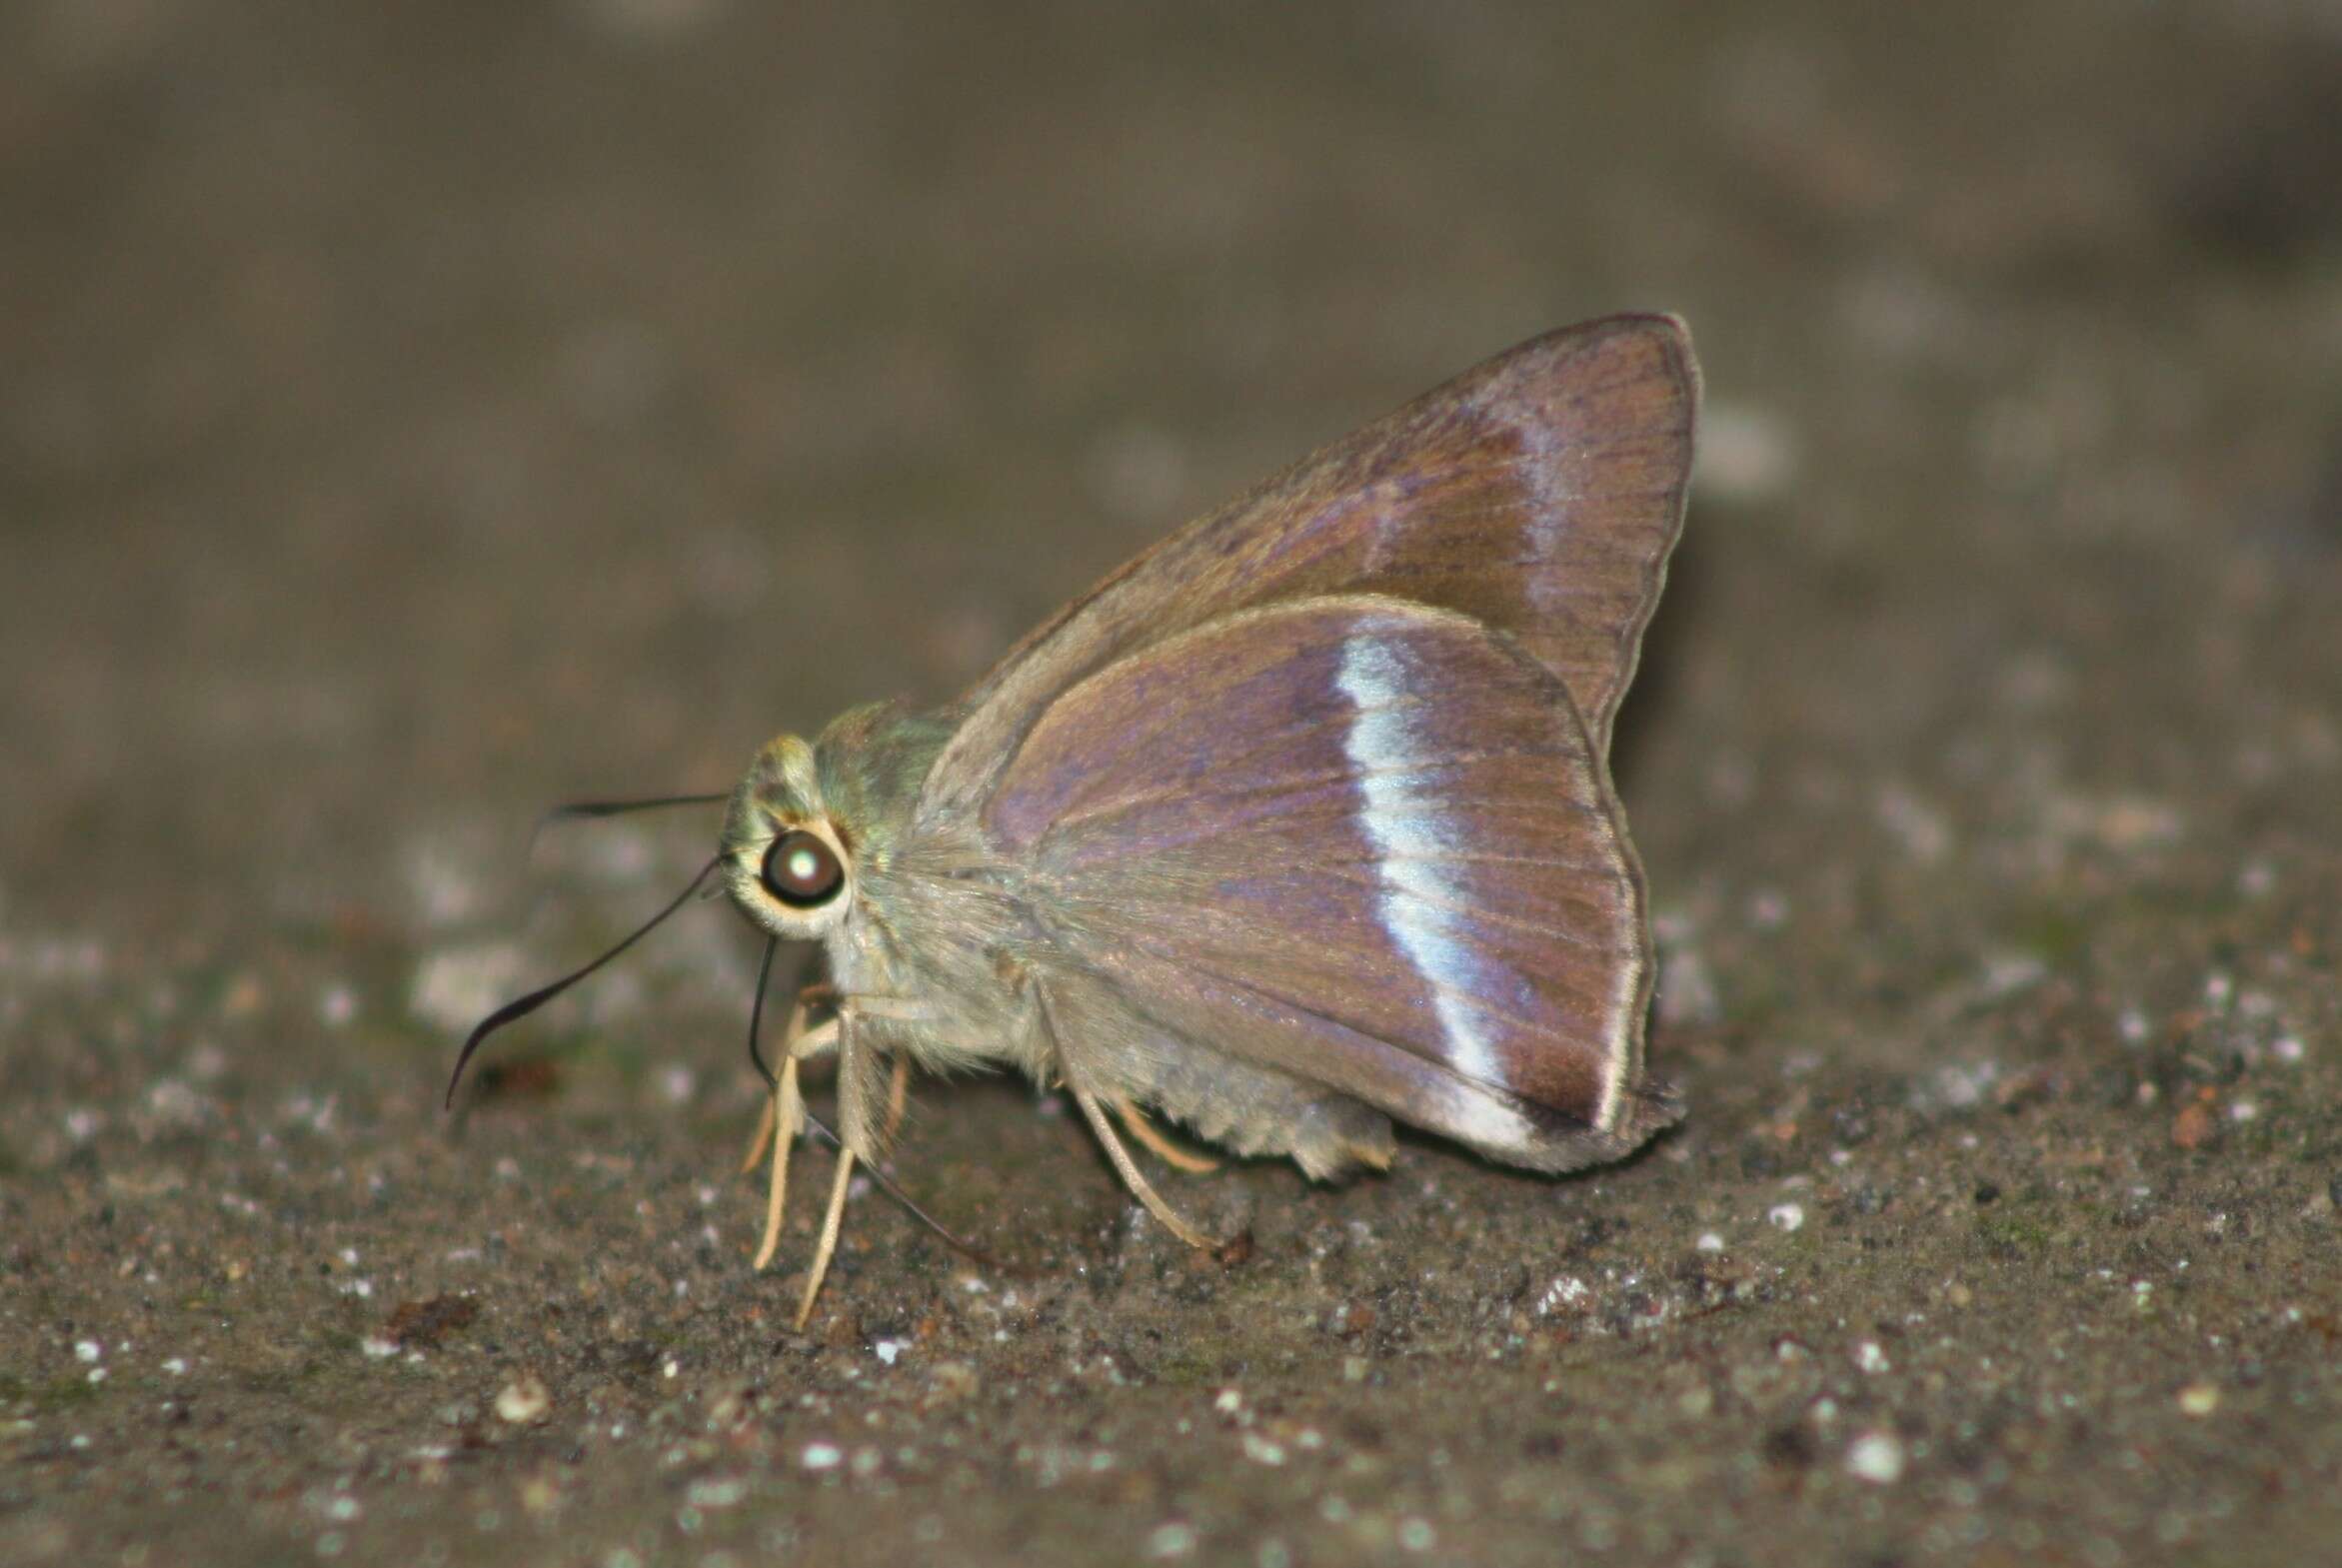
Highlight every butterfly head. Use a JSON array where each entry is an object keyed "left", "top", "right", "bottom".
[{"left": 721, "top": 733, "right": 856, "bottom": 941}]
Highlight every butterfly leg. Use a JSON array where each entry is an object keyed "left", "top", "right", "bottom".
[
  {"left": 795, "top": 1138, "right": 856, "bottom": 1329},
  {"left": 740, "top": 983, "right": 837, "bottom": 1175},
  {"left": 1072, "top": 1086, "right": 1217, "bottom": 1250},
  {"left": 751, "top": 1053, "right": 803, "bottom": 1272},
  {"left": 750, "top": 1014, "right": 839, "bottom": 1270},
  {"left": 786, "top": 997, "right": 926, "bottom": 1324},
  {"left": 740, "top": 1097, "right": 775, "bottom": 1177},
  {"left": 1033, "top": 981, "right": 1220, "bottom": 1248},
  {"left": 1115, "top": 1096, "right": 1220, "bottom": 1173}
]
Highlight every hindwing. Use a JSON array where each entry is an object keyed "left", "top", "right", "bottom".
[{"left": 986, "top": 595, "right": 1678, "bottom": 1169}]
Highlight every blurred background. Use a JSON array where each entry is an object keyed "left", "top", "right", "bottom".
[{"left": 4, "top": 3, "right": 2339, "bottom": 1565}]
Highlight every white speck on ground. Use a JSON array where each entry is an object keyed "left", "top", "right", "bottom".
[
  {"left": 1536, "top": 1276, "right": 1592, "bottom": 1314},
  {"left": 1846, "top": 1430, "right": 1907, "bottom": 1484},
  {"left": 1145, "top": 1522, "right": 1196, "bottom": 1559},
  {"left": 495, "top": 1374, "right": 551, "bottom": 1424},
  {"left": 318, "top": 983, "right": 358, "bottom": 1027}
]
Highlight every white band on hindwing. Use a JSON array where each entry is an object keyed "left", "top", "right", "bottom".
[{"left": 1335, "top": 630, "right": 1536, "bottom": 1150}]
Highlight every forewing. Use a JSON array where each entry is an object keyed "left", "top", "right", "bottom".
[
  {"left": 926, "top": 314, "right": 1697, "bottom": 825},
  {"left": 987, "top": 596, "right": 1675, "bottom": 1169}
]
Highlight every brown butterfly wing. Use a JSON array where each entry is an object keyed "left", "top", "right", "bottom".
[
  {"left": 985, "top": 595, "right": 1678, "bottom": 1171},
  {"left": 922, "top": 314, "right": 1697, "bottom": 827}
]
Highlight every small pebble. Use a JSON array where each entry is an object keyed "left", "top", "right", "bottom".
[
  {"left": 494, "top": 1373, "right": 551, "bottom": 1425},
  {"left": 1844, "top": 1430, "right": 1906, "bottom": 1484},
  {"left": 801, "top": 1442, "right": 843, "bottom": 1471},
  {"left": 2176, "top": 1382, "right": 2220, "bottom": 1418},
  {"left": 1146, "top": 1522, "right": 1197, "bottom": 1559},
  {"left": 1767, "top": 1203, "right": 1806, "bottom": 1232},
  {"left": 2171, "top": 1101, "right": 2216, "bottom": 1150}
]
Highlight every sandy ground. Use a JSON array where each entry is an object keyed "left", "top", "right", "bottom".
[{"left": 5, "top": 3, "right": 2340, "bottom": 1564}]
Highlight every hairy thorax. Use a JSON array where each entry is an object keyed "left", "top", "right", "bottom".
[{"left": 828, "top": 824, "right": 1053, "bottom": 1082}]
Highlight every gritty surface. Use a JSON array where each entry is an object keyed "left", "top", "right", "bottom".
[{"left": 5, "top": 3, "right": 2341, "bottom": 1566}]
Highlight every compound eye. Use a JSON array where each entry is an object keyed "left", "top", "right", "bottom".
[{"left": 761, "top": 829, "right": 845, "bottom": 908}]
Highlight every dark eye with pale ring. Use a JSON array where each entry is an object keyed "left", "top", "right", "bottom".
[{"left": 762, "top": 829, "right": 845, "bottom": 908}]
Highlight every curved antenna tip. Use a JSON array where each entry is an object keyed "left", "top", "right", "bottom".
[{"left": 443, "top": 853, "right": 724, "bottom": 1109}]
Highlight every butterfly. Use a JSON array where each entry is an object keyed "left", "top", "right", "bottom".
[{"left": 452, "top": 313, "right": 1700, "bottom": 1325}]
